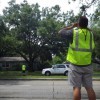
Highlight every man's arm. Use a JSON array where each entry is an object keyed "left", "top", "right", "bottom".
[
  {"left": 58, "top": 23, "right": 78, "bottom": 34},
  {"left": 63, "top": 23, "right": 78, "bottom": 30},
  {"left": 58, "top": 23, "right": 78, "bottom": 43}
]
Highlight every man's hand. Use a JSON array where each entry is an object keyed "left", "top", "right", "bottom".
[
  {"left": 72, "top": 23, "right": 78, "bottom": 28},
  {"left": 63, "top": 22, "right": 78, "bottom": 30}
]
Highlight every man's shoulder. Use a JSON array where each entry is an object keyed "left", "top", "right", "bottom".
[{"left": 59, "top": 29, "right": 73, "bottom": 36}]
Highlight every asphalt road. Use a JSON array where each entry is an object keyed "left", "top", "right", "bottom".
[{"left": 0, "top": 80, "right": 100, "bottom": 100}]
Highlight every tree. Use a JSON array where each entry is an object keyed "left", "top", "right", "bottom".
[
  {"left": 3, "top": 0, "right": 89, "bottom": 71},
  {"left": 67, "top": 0, "right": 98, "bottom": 6},
  {"left": 0, "top": 15, "right": 8, "bottom": 57},
  {"left": 90, "top": 2, "right": 100, "bottom": 58},
  {"left": 2, "top": 0, "right": 69, "bottom": 71}
]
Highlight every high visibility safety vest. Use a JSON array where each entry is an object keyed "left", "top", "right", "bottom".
[
  {"left": 67, "top": 28, "right": 95, "bottom": 65},
  {"left": 22, "top": 65, "right": 26, "bottom": 71}
]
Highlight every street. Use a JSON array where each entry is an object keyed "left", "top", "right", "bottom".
[{"left": 0, "top": 80, "right": 100, "bottom": 100}]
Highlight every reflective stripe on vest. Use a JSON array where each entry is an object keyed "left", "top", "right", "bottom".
[{"left": 70, "top": 30, "right": 93, "bottom": 52}]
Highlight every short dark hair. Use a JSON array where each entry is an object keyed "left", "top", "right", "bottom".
[{"left": 79, "top": 16, "right": 88, "bottom": 28}]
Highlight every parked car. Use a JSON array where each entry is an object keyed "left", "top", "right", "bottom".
[{"left": 42, "top": 64, "right": 69, "bottom": 76}]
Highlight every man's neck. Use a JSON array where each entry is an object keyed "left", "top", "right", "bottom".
[
  {"left": 79, "top": 27, "right": 87, "bottom": 29},
  {"left": 79, "top": 27, "right": 91, "bottom": 31}
]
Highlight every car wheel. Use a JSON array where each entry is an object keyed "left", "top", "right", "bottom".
[
  {"left": 64, "top": 71, "right": 68, "bottom": 76},
  {"left": 45, "top": 71, "right": 51, "bottom": 76}
]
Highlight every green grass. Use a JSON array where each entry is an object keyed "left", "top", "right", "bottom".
[
  {"left": 0, "top": 71, "right": 100, "bottom": 79},
  {"left": 0, "top": 71, "right": 67, "bottom": 79},
  {"left": 93, "top": 71, "right": 100, "bottom": 74}
]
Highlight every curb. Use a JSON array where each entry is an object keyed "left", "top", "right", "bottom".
[
  {"left": 0, "top": 78, "right": 100, "bottom": 81},
  {"left": 0, "top": 78, "right": 67, "bottom": 81}
]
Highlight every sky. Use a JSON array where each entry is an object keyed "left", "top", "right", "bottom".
[{"left": 0, "top": 0, "right": 96, "bottom": 15}]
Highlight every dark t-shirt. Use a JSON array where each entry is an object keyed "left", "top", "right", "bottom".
[{"left": 59, "top": 29, "right": 73, "bottom": 43}]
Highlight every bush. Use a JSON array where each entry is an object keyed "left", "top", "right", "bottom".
[{"left": 11, "top": 64, "right": 22, "bottom": 71}]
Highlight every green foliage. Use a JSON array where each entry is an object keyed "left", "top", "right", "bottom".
[
  {"left": 2, "top": 0, "right": 71, "bottom": 71},
  {"left": 1, "top": 0, "right": 99, "bottom": 71},
  {"left": 90, "top": 2, "right": 100, "bottom": 58},
  {"left": 0, "top": 16, "right": 9, "bottom": 56},
  {"left": 51, "top": 52, "right": 67, "bottom": 64},
  {"left": 91, "top": 2, "right": 100, "bottom": 58}
]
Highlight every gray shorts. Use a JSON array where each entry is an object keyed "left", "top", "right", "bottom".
[{"left": 68, "top": 64, "right": 93, "bottom": 88}]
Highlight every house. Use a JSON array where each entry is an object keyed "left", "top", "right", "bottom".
[{"left": 0, "top": 57, "right": 26, "bottom": 70}]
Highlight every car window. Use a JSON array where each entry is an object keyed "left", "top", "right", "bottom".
[
  {"left": 66, "top": 65, "right": 69, "bottom": 68},
  {"left": 52, "top": 65, "right": 57, "bottom": 69},
  {"left": 56, "top": 65, "right": 65, "bottom": 68}
]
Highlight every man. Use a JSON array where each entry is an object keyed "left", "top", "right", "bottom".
[
  {"left": 58, "top": 16, "right": 96, "bottom": 100},
  {"left": 22, "top": 64, "right": 26, "bottom": 75}
]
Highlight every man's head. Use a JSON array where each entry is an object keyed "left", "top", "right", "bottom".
[{"left": 78, "top": 16, "right": 88, "bottom": 28}]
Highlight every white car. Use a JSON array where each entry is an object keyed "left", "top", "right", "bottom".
[{"left": 42, "top": 64, "right": 69, "bottom": 76}]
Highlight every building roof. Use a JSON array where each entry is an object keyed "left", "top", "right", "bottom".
[{"left": 0, "top": 57, "right": 25, "bottom": 62}]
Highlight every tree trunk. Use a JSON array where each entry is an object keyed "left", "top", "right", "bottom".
[{"left": 28, "top": 61, "right": 34, "bottom": 72}]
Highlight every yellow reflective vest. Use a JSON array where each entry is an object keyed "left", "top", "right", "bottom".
[
  {"left": 67, "top": 28, "right": 95, "bottom": 65},
  {"left": 22, "top": 65, "right": 26, "bottom": 71}
]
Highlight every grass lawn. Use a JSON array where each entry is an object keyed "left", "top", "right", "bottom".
[
  {"left": 0, "top": 71, "right": 67, "bottom": 79},
  {"left": 0, "top": 71, "right": 100, "bottom": 79}
]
